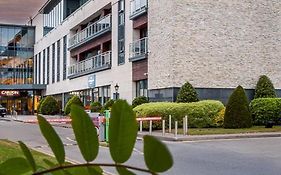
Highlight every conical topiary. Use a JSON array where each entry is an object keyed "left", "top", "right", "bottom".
[
  {"left": 64, "top": 96, "right": 84, "bottom": 115},
  {"left": 254, "top": 75, "right": 276, "bottom": 99},
  {"left": 176, "top": 81, "right": 199, "bottom": 103},
  {"left": 224, "top": 85, "right": 252, "bottom": 128},
  {"left": 40, "top": 96, "right": 60, "bottom": 115}
]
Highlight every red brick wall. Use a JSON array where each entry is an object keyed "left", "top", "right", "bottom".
[{"left": 132, "top": 59, "right": 148, "bottom": 81}]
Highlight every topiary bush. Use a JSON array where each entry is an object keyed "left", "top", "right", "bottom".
[
  {"left": 224, "top": 85, "right": 252, "bottom": 128},
  {"left": 90, "top": 101, "right": 102, "bottom": 113},
  {"left": 254, "top": 75, "right": 276, "bottom": 99},
  {"left": 213, "top": 108, "right": 225, "bottom": 127},
  {"left": 64, "top": 96, "right": 84, "bottom": 115},
  {"left": 134, "top": 100, "right": 224, "bottom": 128},
  {"left": 40, "top": 96, "right": 60, "bottom": 115},
  {"left": 176, "top": 81, "right": 199, "bottom": 103},
  {"left": 132, "top": 96, "right": 149, "bottom": 108},
  {"left": 249, "top": 98, "right": 281, "bottom": 125},
  {"left": 37, "top": 97, "right": 45, "bottom": 114}
]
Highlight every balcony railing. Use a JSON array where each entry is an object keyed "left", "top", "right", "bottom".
[
  {"left": 130, "top": 0, "right": 148, "bottom": 19},
  {"left": 68, "top": 14, "right": 111, "bottom": 49},
  {"left": 129, "top": 37, "right": 148, "bottom": 61},
  {"left": 68, "top": 51, "right": 112, "bottom": 78}
]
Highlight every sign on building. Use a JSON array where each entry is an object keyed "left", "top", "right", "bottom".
[
  {"left": 0, "top": 91, "right": 20, "bottom": 96},
  {"left": 88, "top": 74, "right": 96, "bottom": 88}
]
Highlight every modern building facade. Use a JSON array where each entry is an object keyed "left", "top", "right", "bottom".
[
  {"left": 29, "top": 0, "right": 280, "bottom": 108},
  {"left": 0, "top": 24, "right": 45, "bottom": 114}
]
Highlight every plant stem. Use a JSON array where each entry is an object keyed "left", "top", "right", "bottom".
[{"left": 33, "top": 163, "right": 157, "bottom": 175}]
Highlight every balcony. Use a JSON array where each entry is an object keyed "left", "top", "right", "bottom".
[
  {"left": 68, "top": 14, "right": 112, "bottom": 50},
  {"left": 129, "top": 37, "right": 148, "bottom": 62},
  {"left": 130, "top": 0, "right": 148, "bottom": 20},
  {"left": 68, "top": 51, "right": 112, "bottom": 79}
]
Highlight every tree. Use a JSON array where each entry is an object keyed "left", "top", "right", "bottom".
[
  {"left": 224, "top": 85, "right": 252, "bottom": 128},
  {"left": 132, "top": 96, "right": 149, "bottom": 108},
  {"left": 254, "top": 75, "right": 276, "bottom": 99},
  {"left": 176, "top": 81, "right": 199, "bottom": 103},
  {"left": 64, "top": 96, "right": 84, "bottom": 115},
  {"left": 40, "top": 96, "right": 60, "bottom": 115}
]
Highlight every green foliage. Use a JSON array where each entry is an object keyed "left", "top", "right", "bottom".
[
  {"left": 213, "top": 108, "right": 225, "bottom": 127},
  {"left": 254, "top": 75, "right": 276, "bottom": 99},
  {"left": 132, "top": 96, "right": 149, "bottom": 108},
  {"left": 64, "top": 95, "right": 84, "bottom": 115},
  {"left": 0, "top": 100, "right": 173, "bottom": 175},
  {"left": 18, "top": 141, "right": 36, "bottom": 172},
  {"left": 249, "top": 98, "right": 281, "bottom": 125},
  {"left": 224, "top": 86, "right": 252, "bottom": 128},
  {"left": 109, "top": 100, "right": 137, "bottom": 163},
  {"left": 40, "top": 96, "right": 60, "bottom": 115},
  {"left": 134, "top": 100, "right": 224, "bottom": 128},
  {"left": 70, "top": 105, "right": 99, "bottom": 162},
  {"left": 37, "top": 97, "right": 45, "bottom": 114},
  {"left": 176, "top": 81, "right": 199, "bottom": 103},
  {"left": 100, "top": 99, "right": 115, "bottom": 114},
  {"left": 90, "top": 101, "right": 102, "bottom": 113}
]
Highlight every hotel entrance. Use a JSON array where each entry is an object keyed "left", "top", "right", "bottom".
[{"left": 0, "top": 90, "right": 41, "bottom": 115}]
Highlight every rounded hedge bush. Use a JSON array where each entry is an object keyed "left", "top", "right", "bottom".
[
  {"left": 249, "top": 98, "right": 281, "bottom": 125},
  {"left": 224, "top": 85, "right": 252, "bottom": 128},
  {"left": 90, "top": 102, "right": 102, "bottom": 113},
  {"left": 40, "top": 96, "right": 60, "bottom": 115},
  {"left": 134, "top": 100, "right": 224, "bottom": 128},
  {"left": 213, "top": 108, "right": 225, "bottom": 127},
  {"left": 64, "top": 96, "right": 84, "bottom": 115},
  {"left": 254, "top": 75, "right": 276, "bottom": 99},
  {"left": 37, "top": 97, "right": 45, "bottom": 114},
  {"left": 176, "top": 81, "right": 199, "bottom": 103},
  {"left": 132, "top": 96, "right": 149, "bottom": 108}
]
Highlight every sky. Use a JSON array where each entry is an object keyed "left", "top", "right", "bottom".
[{"left": 0, "top": 0, "right": 47, "bottom": 25}]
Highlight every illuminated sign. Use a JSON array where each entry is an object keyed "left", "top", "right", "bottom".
[{"left": 0, "top": 91, "right": 20, "bottom": 96}]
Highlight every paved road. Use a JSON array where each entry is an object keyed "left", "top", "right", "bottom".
[{"left": 1, "top": 119, "right": 281, "bottom": 175}]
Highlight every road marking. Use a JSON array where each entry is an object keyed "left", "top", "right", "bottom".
[{"left": 133, "top": 148, "right": 144, "bottom": 155}]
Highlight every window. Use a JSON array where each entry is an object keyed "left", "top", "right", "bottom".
[
  {"left": 57, "top": 40, "right": 60, "bottom": 82},
  {"left": 63, "top": 36, "right": 67, "bottom": 80},
  {"left": 38, "top": 52, "right": 41, "bottom": 84},
  {"left": 52, "top": 43, "right": 55, "bottom": 83},
  {"left": 47, "top": 47, "right": 50, "bottom": 84},
  {"left": 136, "top": 79, "right": 148, "bottom": 97},
  {"left": 93, "top": 85, "right": 111, "bottom": 105},
  {"left": 34, "top": 54, "right": 37, "bottom": 84},
  {"left": 118, "top": 0, "right": 125, "bottom": 65}
]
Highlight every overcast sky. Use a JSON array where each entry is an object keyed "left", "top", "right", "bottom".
[{"left": 0, "top": 0, "right": 47, "bottom": 25}]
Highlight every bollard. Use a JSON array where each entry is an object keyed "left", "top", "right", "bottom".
[
  {"left": 162, "top": 120, "right": 165, "bottom": 136},
  {"left": 185, "top": 115, "right": 188, "bottom": 135},
  {"left": 183, "top": 117, "right": 186, "bottom": 135},
  {"left": 175, "top": 121, "right": 178, "bottom": 138},
  {"left": 149, "top": 120, "right": 152, "bottom": 135},
  {"left": 169, "top": 115, "right": 172, "bottom": 133},
  {"left": 140, "top": 121, "right": 143, "bottom": 132}
]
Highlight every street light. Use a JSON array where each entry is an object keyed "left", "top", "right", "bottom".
[{"left": 114, "top": 83, "right": 119, "bottom": 100}]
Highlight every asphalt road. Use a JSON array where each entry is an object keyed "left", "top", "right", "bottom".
[{"left": 1, "top": 119, "right": 281, "bottom": 175}]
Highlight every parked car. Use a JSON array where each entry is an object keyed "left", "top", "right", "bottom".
[{"left": 0, "top": 105, "right": 7, "bottom": 117}]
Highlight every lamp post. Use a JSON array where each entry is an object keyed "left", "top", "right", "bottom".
[{"left": 114, "top": 83, "right": 119, "bottom": 100}]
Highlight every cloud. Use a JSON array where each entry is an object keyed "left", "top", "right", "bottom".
[{"left": 0, "top": 0, "right": 47, "bottom": 25}]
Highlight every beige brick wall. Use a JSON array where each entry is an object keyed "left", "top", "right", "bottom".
[{"left": 148, "top": 0, "right": 281, "bottom": 89}]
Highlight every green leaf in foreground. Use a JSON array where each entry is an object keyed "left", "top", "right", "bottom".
[
  {"left": 109, "top": 100, "right": 138, "bottom": 163},
  {"left": 0, "top": 157, "right": 30, "bottom": 175},
  {"left": 43, "top": 159, "right": 66, "bottom": 175},
  {"left": 38, "top": 115, "right": 65, "bottom": 165},
  {"left": 18, "top": 141, "right": 36, "bottom": 172},
  {"left": 143, "top": 135, "right": 173, "bottom": 173},
  {"left": 70, "top": 105, "right": 99, "bottom": 162},
  {"left": 116, "top": 167, "right": 136, "bottom": 175}
]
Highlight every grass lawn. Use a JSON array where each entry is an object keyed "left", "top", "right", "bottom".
[
  {"left": 0, "top": 139, "right": 57, "bottom": 174},
  {"left": 169, "top": 126, "right": 281, "bottom": 135}
]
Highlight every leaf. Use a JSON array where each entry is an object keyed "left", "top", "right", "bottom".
[
  {"left": 70, "top": 105, "right": 99, "bottom": 162},
  {"left": 87, "top": 166, "right": 103, "bottom": 175},
  {"left": 0, "top": 157, "right": 31, "bottom": 175},
  {"left": 38, "top": 115, "right": 65, "bottom": 165},
  {"left": 116, "top": 167, "right": 136, "bottom": 175},
  {"left": 18, "top": 141, "right": 37, "bottom": 172},
  {"left": 109, "top": 100, "right": 138, "bottom": 163},
  {"left": 143, "top": 135, "right": 173, "bottom": 172},
  {"left": 67, "top": 167, "right": 102, "bottom": 175}
]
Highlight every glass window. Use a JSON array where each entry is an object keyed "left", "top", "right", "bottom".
[
  {"left": 57, "top": 40, "right": 60, "bottom": 82},
  {"left": 136, "top": 79, "right": 148, "bottom": 97},
  {"left": 63, "top": 36, "right": 67, "bottom": 80},
  {"left": 52, "top": 43, "right": 55, "bottom": 83}
]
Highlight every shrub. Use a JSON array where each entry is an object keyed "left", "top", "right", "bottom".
[
  {"left": 249, "top": 98, "right": 281, "bottom": 125},
  {"left": 90, "top": 102, "right": 102, "bottom": 113},
  {"left": 64, "top": 96, "right": 84, "bottom": 115},
  {"left": 132, "top": 96, "right": 149, "bottom": 108},
  {"left": 224, "top": 86, "right": 252, "bottom": 128},
  {"left": 40, "top": 96, "right": 60, "bottom": 115},
  {"left": 37, "top": 97, "right": 45, "bottom": 114},
  {"left": 100, "top": 99, "right": 115, "bottom": 113},
  {"left": 176, "top": 81, "right": 199, "bottom": 103},
  {"left": 213, "top": 108, "right": 225, "bottom": 127},
  {"left": 254, "top": 75, "right": 276, "bottom": 99},
  {"left": 134, "top": 100, "right": 224, "bottom": 128}
]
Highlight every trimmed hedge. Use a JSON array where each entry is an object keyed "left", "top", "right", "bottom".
[
  {"left": 40, "top": 96, "right": 60, "bottom": 115},
  {"left": 176, "top": 81, "right": 199, "bottom": 103},
  {"left": 134, "top": 100, "right": 224, "bottom": 128},
  {"left": 249, "top": 98, "right": 281, "bottom": 125},
  {"left": 132, "top": 96, "right": 149, "bottom": 108},
  {"left": 254, "top": 75, "right": 276, "bottom": 99},
  {"left": 37, "top": 97, "right": 45, "bottom": 114},
  {"left": 90, "top": 102, "right": 102, "bottom": 113},
  {"left": 64, "top": 96, "right": 84, "bottom": 115}
]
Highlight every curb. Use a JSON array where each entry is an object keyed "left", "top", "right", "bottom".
[{"left": 137, "top": 132, "right": 281, "bottom": 142}]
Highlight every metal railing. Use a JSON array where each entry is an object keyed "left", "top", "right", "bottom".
[
  {"left": 68, "top": 51, "right": 112, "bottom": 77},
  {"left": 69, "top": 14, "right": 111, "bottom": 48},
  {"left": 129, "top": 37, "right": 148, "bottom": 59},
  {"left": 130, "top": 0, "right": 148, "bottom": 17}
]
